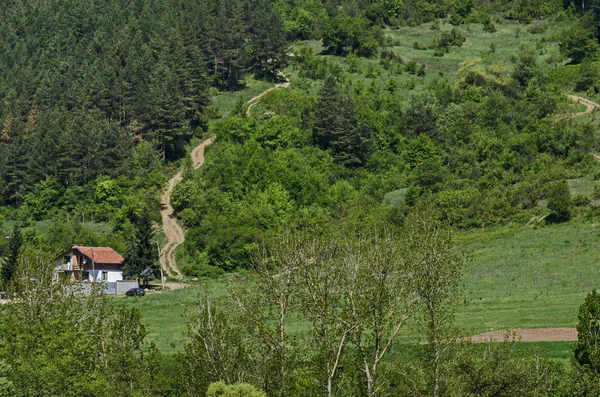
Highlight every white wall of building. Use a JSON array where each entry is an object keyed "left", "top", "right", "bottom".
[{"left": 88, "top": 270, "right": 123, "bottom": 283}]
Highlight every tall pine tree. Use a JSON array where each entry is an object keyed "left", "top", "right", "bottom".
[{"left": 313, "top": 76, "right": 370, "bottom": 167}]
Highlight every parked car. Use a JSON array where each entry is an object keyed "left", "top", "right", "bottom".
[{"left": 125, "top": 287, "right": 146, "bottom": 297}]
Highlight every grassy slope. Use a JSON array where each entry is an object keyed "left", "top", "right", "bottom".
[
  {"left": 456, "top": 224, "right": 600, "bottom": 332},
  {"left": 122, "top": 221, "right": 599, "bottom": 363},
  {"left": 118, "top": 19, "right": 598, "bottom": 361}
]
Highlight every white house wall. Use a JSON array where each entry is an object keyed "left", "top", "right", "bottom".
[{"left": 87, "top": 270, "right": 123, "bottom": 283}]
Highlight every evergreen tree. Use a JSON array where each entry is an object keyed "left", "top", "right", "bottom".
[
  {"left": 313, "top": 76, "right": 370, "bottom": 167},
  {"left": 123, "top": 209, "right": 159, "bottom": 285},
  {"left": 1, "top": 226, "right": 22, "bottom": 287},
  {"left": 246, "top": 0, "right": 289, "bottom": 80}
]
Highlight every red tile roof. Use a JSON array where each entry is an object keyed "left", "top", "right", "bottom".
[{"left": 73, "top": 246, "right": 125, "bottom": 265}]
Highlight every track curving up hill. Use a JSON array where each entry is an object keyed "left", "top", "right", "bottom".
[
  {"left": 568, "top": 95, "right": 600, "bottom": 117},
  {"left": 159, "top": 137, "right": 214, "bottom": 279},
  {"left": 159, "top": 81, "right": 290, "bottom": 279}
]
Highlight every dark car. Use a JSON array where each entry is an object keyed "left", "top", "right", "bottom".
[{"left": 125, "top": 288, "right": 146, "bottom": 297}]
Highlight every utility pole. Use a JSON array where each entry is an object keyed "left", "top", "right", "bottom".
[
  {"left": 91, "top": 247, "right": 95, "bottom": 283},
  {"left": 156, "top": 242, "right": 165, "bottom": 290}
]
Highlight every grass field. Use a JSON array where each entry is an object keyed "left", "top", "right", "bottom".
[
  {"left": 116, "top": 221, "right": 600, "bottom": 365},
  {"left": 456, "top": 223, "right": 600, "bottom": 332}
]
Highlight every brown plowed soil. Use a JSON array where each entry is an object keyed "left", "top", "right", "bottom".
[{"left": 470, "top": 328, "right": 578, "bottom": 343}]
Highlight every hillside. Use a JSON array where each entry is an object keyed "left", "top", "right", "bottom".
[{"left": 4, "top": 0, "right": 600, "bottom": 396}]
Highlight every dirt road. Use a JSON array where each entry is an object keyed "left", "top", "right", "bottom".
[
  {"left": 159, "top": 80, "right": 291, "bottom": 279},
  {"left": 160, "top": 138, "right": 214, "bottom": 279},
  {"left": 568, "top": 94, "right": 600, "bottom": 117},
  {"left": 470, "top": 328, "right": 578, "bottom": 343},
  {"left": 246, "top": 82, "right": 291, "bottom": 117}
]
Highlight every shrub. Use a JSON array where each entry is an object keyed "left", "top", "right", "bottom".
[
  {"left": 528, "top": 23, "right": 549, "bottom": 34},
  {"left": 206, "top": 381, "right": 266, "bottom": 397},
  {"left": 573, "top": 193, "right": 591, "bottom": 207},
  {"left": 483, "top": 19, "right": 496, "bottom": 33},
  {"left": 181, "top": 263, "right": 225, "bottom": 279},
  {"left": 546, "top": 180, "right": 572, "bottom": 223}
]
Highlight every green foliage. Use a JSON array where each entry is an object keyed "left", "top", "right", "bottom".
[
  {"left": 322, "top": 16, "right": 384, "bottom": 57},
  {"left": 450, "top": 339, "right": 564, "bottom": 396},
  {"left": 123, "top": 208, "right": 159, "bottom": 284},
  {"left": 547, "top": 180, "right": 572, "bottom": 223},
  {"left": 432, "top": 28, "right": 466, "bottom": 56},
  {"left": 574, "top": 290, "right": 600, "bottom": 371},
  {"left": 0, "top": 359, "right": 13, "bottom": 397},
  {"left": 482, "top": 18, "right": 497, "bottom": 33},
  {"left": 206, "top": 381, "right": 266, "bottom": 397},
  {"left": 559, "top": 23, "right": 599, "bottom": 64},
  {"left": 313, "top": 76, "right": 371, "bottom": 167},
  {"left": 575, "top": 58, "right": 600, "bottom": 92},
  {"left": 0, "top": 253, "right": 157, "bottom": 397},
  {"left": 181, "top": 263, "right": 225, "bottom": 279},
  {"left": 182, "top": 296, "right": 251, "bottom": 396},
  {"left": 0, "top": 226, "right": 21, "bottom": 288}
]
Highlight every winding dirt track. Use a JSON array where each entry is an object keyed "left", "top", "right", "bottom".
[
  {"left": 246, "top": 82, "right": 291, "bottom": 117},
  {"left": 568, "top": 95, "right": 600, "bottom": 161},
  {"left": 568, "top": 95, "right": 600, "bottom": 117},
  {"left": 160, "top": 137, "right": 214, "bottom": 279},
  {"left": 159, "top": 81, "right": 291, "bottom": 279}
]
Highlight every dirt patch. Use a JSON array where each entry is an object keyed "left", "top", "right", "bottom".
[{"left": 470, "top": 328, "right": 577, "bottom": 343}]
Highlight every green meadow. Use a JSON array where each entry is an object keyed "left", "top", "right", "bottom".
[{"left": 115, "top": 222, "right": 600, "bottom": 366}]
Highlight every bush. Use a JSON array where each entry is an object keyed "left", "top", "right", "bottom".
[
  {"left": 431, "top": 28, "right": 466, "bottom": 56},
  {"left": 322, "top": 16, "right": 383, "bottom": 57},
  {"left": 181, "top": 263, "right": 225, "bottom": 279},
  {"left": 573, "top": 194, "right": 591, "bottom": 207},
  {"left": 206, "top": 381, "right": 266, "bottom": 397},
  {"left": 483, "top": 19, "right": 496, "bottom": 33},
  {"left": 546, "top": 180, "right": 572, "bottom": 223},
  {"left": 527, "top": 23, "right": 549, "bottom": 34}
]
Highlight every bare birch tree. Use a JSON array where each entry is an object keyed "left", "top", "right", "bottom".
[
  {"left": 346, "top": 229, "right": 423, "bottom": 397},
  {"left": 295, "top": 233, "right": 355, "bottom": 397},
  {"left": 403, "top": 204, "right": 465, "bottom": 397},
  {"left": 184, "top": 295, "right": 250, "bottom": 396},
  {"left": 229, "top": 229, "right": 304, "bottom": 397}
]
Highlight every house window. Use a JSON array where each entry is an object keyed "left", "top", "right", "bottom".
[
  {"left": 102, "top": 271, "right": 108, "bottom": 281},
  {"left": 63, "top": 255, "right": 70, "bottom": 264}
]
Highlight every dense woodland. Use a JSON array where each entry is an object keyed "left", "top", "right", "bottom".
[{"left": 3, "top": 0, "right": 600, "bottom": 395}]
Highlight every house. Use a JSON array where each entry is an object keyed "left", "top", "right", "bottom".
[{"left": 55, "top": 245, "right": 125, "bottom": 283}]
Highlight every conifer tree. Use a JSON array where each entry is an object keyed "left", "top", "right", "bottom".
[
  {"left": 313, "top": 76, "right": 370, "bottom": 167},
  {"left": 1, "top": 226, "right": 22, "bottom": 287}
]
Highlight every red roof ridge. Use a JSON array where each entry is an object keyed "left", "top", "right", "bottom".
[{"left": 71, "top": 245, "right": 125, "bottom": 265}]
